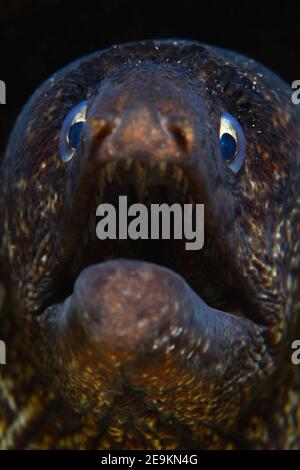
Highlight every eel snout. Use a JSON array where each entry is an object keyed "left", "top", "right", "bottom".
[{"left": 64, "top": 65, "right": 216, "bottom": 222}]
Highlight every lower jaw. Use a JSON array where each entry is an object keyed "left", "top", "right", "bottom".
[
  {"left": 51, "top": 229, "right": 250, "bottom": 321},
  {"left": 34, "top": 258, "right": 269, "bottom": 423}
]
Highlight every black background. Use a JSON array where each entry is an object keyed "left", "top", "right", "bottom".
[{"left": 0, "top": 0, "right": 299, "bottom": 154}]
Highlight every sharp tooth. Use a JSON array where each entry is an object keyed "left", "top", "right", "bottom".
[
  {"left": 125, "top": 158, "right": 133, "bottom": 170},
  {"left": 172, "top": 165, "right": 180, "bottom": 182},
  {"left": 177, "top": 168, "right": 183, "bottom": 182},
  {"left": 106, "top": 162, "right": 116, "bottom": 183},
  {"left": 159, "top": 161, "right": 167, "bottom": 172},
  {"left": 106, "top": 174, "right": 112, "bottom": 183}
]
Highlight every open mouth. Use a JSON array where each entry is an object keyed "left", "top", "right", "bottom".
[
  {"left": 33, "top": 153, "right": 270, "bottom": 427},
  {"left": 46, "top": 157, "right": 254, "bottom": 322}
]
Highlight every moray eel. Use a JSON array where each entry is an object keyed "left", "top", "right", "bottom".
[{"left": 0, "top": 40, "right": 300, "bottom": 450}]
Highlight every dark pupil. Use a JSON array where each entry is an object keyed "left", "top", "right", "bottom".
[
  {"left": 68, "top": 121, "right": 84, "bottom": 149},
  {"left": 220, "top": 132, "right": 237, "bottom": 161}
]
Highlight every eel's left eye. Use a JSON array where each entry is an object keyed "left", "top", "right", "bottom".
[
  {"left": 60, "top": 101, "right": 87, "bottom": 163},
  {"left": 219, "top": 113, "right": 246, "bottom": 173}
]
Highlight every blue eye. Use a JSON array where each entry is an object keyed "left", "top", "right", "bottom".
[
  {"left": 60, "top": 101, "right": 87, "bottom": 163},
  {"left": 220, "top": 132, "right": 237, "bottom": 161},
  {"left": 219, "top": 113, "right": 246, "bottom": 173},
  {"left": 68, "top": 121, "right": 84, "bottom": 149}
]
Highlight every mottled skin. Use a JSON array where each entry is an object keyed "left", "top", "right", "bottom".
[{"left": 0, "top": 40, "right": 300, "bottom": 449}]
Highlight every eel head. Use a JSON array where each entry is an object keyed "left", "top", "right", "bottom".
[{"left": 1, "top": 40, "right": 300, "bottom": 444}]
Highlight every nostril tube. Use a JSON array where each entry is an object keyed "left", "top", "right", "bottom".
[
  {"left": 168, "top": 123, "right": 190, "bottom": 154},
  {"left": 87, "top": 117, "right": 117, "bottom": 148},
  {"left": 162, "top": 115, "right": 194, "bottom": 155}
]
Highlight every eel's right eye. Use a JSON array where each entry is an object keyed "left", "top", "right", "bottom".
[{"left": 60, "top": 101, "right": 87, "bottom": 163}]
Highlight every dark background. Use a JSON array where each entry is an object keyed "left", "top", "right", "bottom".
[{"left": 0, "top": 0, "right": 299, "bottom": 154}]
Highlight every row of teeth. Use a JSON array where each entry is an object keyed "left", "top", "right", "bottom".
[
  {"left": 97, "top": 159, "right": 189, "bottom": 201},
  {"left": 72, "top": 159, "right": 191, "bottom": 270}
]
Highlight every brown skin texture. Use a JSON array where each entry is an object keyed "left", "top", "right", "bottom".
[{"left": 0, "top": 40, "right": 300, "bottom": 449}]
